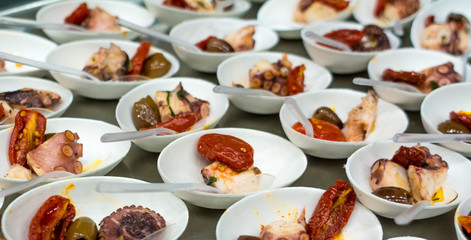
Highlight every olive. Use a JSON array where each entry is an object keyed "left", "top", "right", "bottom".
[
  {"left": 438, "top": 120, "right": 471, "bottom": 134},
  {"left": 66, "top": 217, "right": 98, "bottom": 240},
  {"left": 206, "top": 38, "right": 234, "bottom": 53},
  {"left": 132, "top": 95, "right": 161, "bottom": 129},
  {"left": 140, "top": 53, "right": 171, "bottom": 78},
  {"left": 312, "top": 106, "right": 343, "bottom": 129},
  {"left": 372, "top": 186, "right": 414, "bottom": 205}
]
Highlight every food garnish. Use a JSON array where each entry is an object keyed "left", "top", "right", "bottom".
[
  {"left": 195, "top": 26, "right": 255, "bottom": 53},
  {"left": 319, "top": 25, "right": 390, "bottom": 52}
]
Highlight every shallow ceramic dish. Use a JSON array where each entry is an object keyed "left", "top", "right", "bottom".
[
  {"left": 0, "top": 76, "right": 73, "bottom": 130},
  {"left": 144, "top": 0, "right": 251, "bottom": 27},
  {"left": 158, "top": 128, "right": 307, "bottom": 209},
  {"left": 46, "top": 39, "right": 180, "bottom": 99},
  {"left": 36, "top": 0, "right": 154, "bottom": 43},
  {"left": 217, "top": 51, "right": 332, "bottom": 114},
  {"left": 1, "top": 176, "right": 189, "bottom": 240},
  {"left": 368, "top": 48, "right": 471, "bottom": 111},
  {"left": 421, "top": 82, "right": 471, "bottom": 157},
  {"left": 301, "top": 21, "right": 401, "bottom": 74},
  {"left": 455, "top": 194, "right": 471, "bottom": 240},
  {"left": 257, "top": 0, "right": 358, "bottom": 39},
  {"left": 353, "top": 0, "right": 431, "bottom": 29},
  {"left": 116, "top": 77, "right": 229, "bottom": 152},
  {"left": 279, "top": 89, "right": 408, "bottom": 159},
  {"left": 0, "top": 118, "right": 131, "bottom": 189},
  {"left": 0, "top": 29, "right": 57, "bottom": 77},
  {"left": 411, "top": 0, "right": 471, "bottom": 56},
  {"left": 346, "top": 141, "right": 471, "bottom": 219},
  {"left": 216, "top": 186, "right": 383, "bottom": 239},
  {"left": 169, "top": 17, "right": 278, "bottom": 73}
]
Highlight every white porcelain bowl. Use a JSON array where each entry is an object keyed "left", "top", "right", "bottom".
[
  {"left": 46, "top": 39, "right": 180, "bottom": 99},
  {"left": 279, "top": 89, "right": 408, "bottom": 159},
  {"left": 144, "top": 0, "right": 251, "bottom": 27},
  {"left": 353, "top": 0, "right": 431, "bottom": 29},
  {"left": 258, "top": 0, "right": 357, "bottom": 39},
  {"left": 158, "top": 128, "right": 307, "bottom": 209},
  {"left": 388, "top": 237, "right": 427, "bottom": 240},
  {"left": 367, "top": 48, "right": 471, "bottom": 111},
  {"left": 217, "top": 51, "right": 332, "bottom": 114},
  {"left": 216, "top": 186, "right": 383, "bottom": 239},
  {"left": 346, "top": 141, "right": 471, "bottom": 220},
  {"left": 421, "top": 82, "right": 471, "bottom": 157},
  {"left": 0, "top": 76, "right": 73, "bottom": 130},
  {"left": 411, "top": 0, "right": 471, "bottom": 56},
  {"left": 116, "top": 77, "right": 229, "bottom": 152},
  {"left": 301, "top": 21, "right": 401, "bottom": 74},
  {"left": 169, "top": 18, "right": 279, "bottom": 73},
  {"left": 0, "top": 30, "right": 57, "bottom": 77},
  {"left": 455, "top": 194, "right": 471, "bottom": 240},
  {"left": 0, "top": 118, "right": 131, "bottom": 189},
  {"left": 1, "top": 176, "right": 189, "bottom": 240},
  {"left": 36, "top": 0, "right": 155, "bottom": 44}
]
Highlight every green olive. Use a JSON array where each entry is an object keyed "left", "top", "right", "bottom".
[
  {"left": 206, "top": 38, "right": 234, "bottom": 53},
  {"left": 140, "top": 53, "right": 171, "bottom": 78},
  {"left": 66, "top": 217, "right": 98, "bottom": 240},
  {"left": 372, "top": 186, "right": 414, "bottom": 205},
  {"left": 312, "top": 107, "right": 343, "bottom": 129},
  {"left": 438, "top": 120, "right": 471, "bottom": 134},
  {"left": 132, "top": 95, "right": 161, "bottom": 129}
]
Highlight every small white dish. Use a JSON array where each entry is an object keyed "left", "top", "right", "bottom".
[
  {"left": 217, "top": 51, "right": 332, "bottom": 114},
  {"left": 0, "top": 118, "right": 131, "bottom": 189},
  {"left": 388, "top": 237, "right": 427, "bottom": 240},
  {"left": 346, "top": 141, "right": 471, "bottom": 219},
  {"left": 0, "top": 29, "right": 57, "bottom": 77},
  {"left": 169, "top": 17, "right": 279, "bottom": 73},
  {"left": 455, "top": 194, "right": 471, "bottom": 240},
  {"left": 0, "top": 76, "right": 73, "bottom": 130},
  {"left": 257, "top": 0, "right": 358, "bottom": 39},
  {"left": 46, "top": 39, "right": 180, "bottom": 99},
  {"left": 411, "top": 0, "right": 471, "bottom": 56},
  {"left": 1, "top": 176, "right": 189, "bottom": 240},
  {"left": 144, "top": 0, "right": 251, "bottom": 27},
  {"left": 36, "top": 0, "right": 155, "bottom": 44},
  {"left": 216, "top": 186, "right": 383, "bottom": 239},
  {"left": 158, "top": 128, "right": 307, "bottom": 209},
  {"left": 353, "top": 0, "right": 431, "bottom": 29},
  {"left": 421, "top": 82, "right": 471, "bottom": 157},
  {"left": 116, "top": 77, "right": 229, "bottom": 152},
  {"left": 368, "top": 48, "right": 471, "bottom": 111},
  {"left": 279, "top": 89, "right": 408, "bottom": 159},
  {"left": 301, "top": 21, "right": 401, "bottom": 74}
]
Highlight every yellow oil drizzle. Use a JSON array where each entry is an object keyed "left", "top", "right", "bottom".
[
  {"left": 15, "top": 63, "right": 23, "bottom": 68},
  {"left": 253, "top": 207, "right": 264, "bottom": 230},
  {"left": 82, "top": 159, "right": 103, "bottom": 173},
  {"left": 370, "top": 55, "right": 378, "bottom": 64},
  {"left": 61, "top": 183, "right": 81, "bottom": 215},
  {"left": 8, "top": 210, "right": 12, "bottom": 215}
]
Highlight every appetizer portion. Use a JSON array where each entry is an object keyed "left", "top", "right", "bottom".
[
  {"left": 0, "top": 60, "right": 5, "bottom": 72},
  {"left": 382, "top": 62, "right": 462, "bottom": 93},
  {"left": 374, "top": 0, "right": 420, "bottom": 25},
  {"left": 370, "top": 144, "right": 457, "bottom": 205},
  {"left": 438, "top": 110, "right": 471, "bottom": 134},
  {"left": 195, "top": 26, "right": 255, "bottom": 53},
  {"left": 65, "top": 2, "right": 121, "bottom": 32},
  {"left": 320, "top": 25, "right": 390, "bottom": 51},
  {"left": 292, "top": 90, "right": 378, "bottom": 142},
  {"left": 421, "top": 13, "right": 469, "bottom": 56},
  {"left": 293, "top": 0, "right": 350, "bottom": 24},
  {"left": 163, "top": 0, "right": 234, "bottom": 12},
  {"left": 198, "top": 133, "right": 262, "bottom": 193},
  {"left": 459, "top": 213, "right": 471, "bottom": 240},
  {"left": 132, "top": 82, "right": 210, "bottom": 133},
  {"left": 82, "top": 42, "right": 171, "bottom": 81}
]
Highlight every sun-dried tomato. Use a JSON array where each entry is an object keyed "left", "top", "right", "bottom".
[
  {"left": 0, "top": 103, "right": 4, "bottom": 119},
  {"left": 320, "top": 29, "right": 365, "bottom": 49},
  {"left": 381, "top": 68, "right": 427, "bottom": 88},
  {"left": 145, "top": 113, "right": 197, "bottom": 133},
  {"left": 8, "top": 110, "right": 46, "bottom": 166},
  {"left": 292, "top": 118, "right": 346, "bottom": 142},
  {"left": 450, "top": 111, "right": 471, "bottom": 130},
  {"left": 374, "top": 0, "right": 387, "bottom": 17},
  {"left": 29, "top": 195, "right": 76, "bottom": 240},
  {"left": 64, "top": 3, "right": 89, "bottom": 26},
  {"left": 195, "top": 36, "right": 217, "bottom": 51},
  {"left": 197, "top": 133, "right": 254, "bottom": 172},
  {"left": 459, "top": 215, "right": 471, "bottom": 234},
  {"left": 307, "top": 180, "right": 356, "bottom": 240},
  {"left": 287, "top": 64, "right": 306, "bottom": 96},
  {"left": 128, "top": 41, "right": 152, "bottom": 76},
  {"left": 390, "top": 145, "right": 425, "bottom": 168},
  {"left": 163, "top": 0, "right": 196, "bottom": 10},
  {"left": 318, "top": 0, "right": 350, "bottom": 11}
]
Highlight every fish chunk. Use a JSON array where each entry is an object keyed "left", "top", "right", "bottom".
[
  {"left": 224, "top": 26, "right": 256, "bottom": 52},
  {"left": 201, "top": 161, "right": 261, "bottom": 194},
  {"left": 408, "top": 165, "right": 448, "bottom": 202},
  {"left": 0, "top": 88, "right": 61, "bottom": 108},
  {"left": 344, "top": 90, "right": 378, "bottom": 142}
]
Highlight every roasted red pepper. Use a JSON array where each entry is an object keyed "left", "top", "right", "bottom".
[
  {"left": 128, "top": 41, "right": 152, "bottom": 76},
  {"left": 287, "top": 64, "right": 306, "bottom": 96},
  {"left": 195, "top": 36, "right": 217, "bottom": 51},
  {"left": 197, "top": 133, "right": 254, "bottom": 172},
  {"left": 145, "top": 113, "right": 197, "bottom": 133},
  {"left": 318, "top": 0, "right": 350, "bottom": 11},
  {"left": 292, "top": 118, "right": 346, "bottom": 142},
  {"left": 450, "top": 111, "right": 471, "bottom": 130},
  {"left": 29, "top": 195, "right": 76, "bottom": 240},
  {"left": 64, "top": 3, "right": 89, "bottom": 26},
  {"left": 321, "top": 29, "right": 365, "bottom": 49},
  {"left": 8, "top": 110, "right": 46, "bottom": 166},
  {"left": 307, "top": 180, "right": 356, "bottom": 240}
]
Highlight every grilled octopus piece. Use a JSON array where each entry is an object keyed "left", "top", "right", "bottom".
[
  {"left": 0, "top": 88, "right": 61, "bottom": 108},
  {"left": 344, "top": 90, "right": 378, "bottom": 142},
  {"left": 224, "top": 25, "right": 256, "bottom": 52},
  {"left": 83, "top": 43, "right": 129, "bottom": 81},
  {"left": 352, "top": 25, "right": 390, "bottom": 52},
  {"left": 83, "top": 7, "right": 121, "bottom": 32},
  {"left": 259, "top": 209, "right": 308, "bottom": 240},
  {"left": 248, "top": 53, "right": 293, "bottom": 96}
]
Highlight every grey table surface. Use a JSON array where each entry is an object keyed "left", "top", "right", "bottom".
[{"left": 0, "top": 1, "right": 459, "bottom": 239}]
